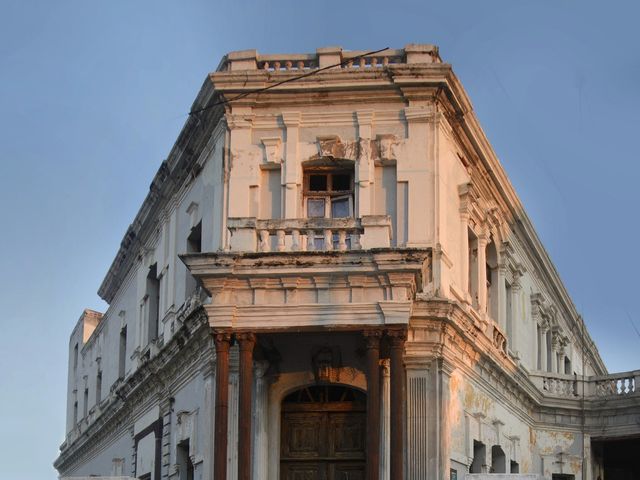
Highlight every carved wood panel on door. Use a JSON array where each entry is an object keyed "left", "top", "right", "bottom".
[{"left": 280, "top": 385, "right": 366, "bottom": 480}]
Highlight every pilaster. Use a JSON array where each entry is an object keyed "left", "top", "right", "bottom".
[
  {"left": 477, "top": 231, "right": 488, "bottom": 316},
  {"left": 401, "top": 105, "right": 436, "bottom": 247},
  {"left": 406, "top": 357, "right": 430, "bottom": 479},
  {"left": 457, "top": 183, "right": 476, "bottom": 303},
  {"left": 252, "top": 361, "right": 269, "bottom": 480},
  {"left": 227, "top": 346, "right": 239, "bottom": 480},
  {"left": 380, "top": 359, "right": 390, "bottom": 480},
  {"left": 226, "top": 111, "right": 255, "bottom": 218},
  {"left": 356, "top": 110, "right": 375, "bottom": 217},
  {"left": 551, "top": 332, "right": 560, "bottom": 374},
  {"left": 364, "top": 329, "right": 381, "bottom": 480},
  {"left": 237, "top": 333, "right": 256, "bottom": 480},
  {"left": 539, "top": 325, "right": 549, "bottom": 372},
  {"left": 496, "top": 262, "right": 507, "bottom": 329},
  {"left": 213, "top": 331, "right": 231, "bottom": 480},
  {"left": 160, "top": 399, "right": 172, "bottom": 480},
  {"left": 282, "top": 112, "right": 301, "bottom": 218},
  {"left": 509, "top": 273, "right": 523, "bottom": 356}
]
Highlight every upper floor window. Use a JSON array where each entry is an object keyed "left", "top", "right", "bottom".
[
  {"left": 185, "top": 221, "right": 202, "bottom": 298},
  {"left": 118, "top": 326, "right": 127, "bottom": 379},
  {"left": 303, "top": 168, "right": 354, "bottom": 219},
  {"left": 73, "top": 343, "right": 78, "bottom": 371},
  {"left": 145, "top": 263, "right": 160, "bottom": 344}
]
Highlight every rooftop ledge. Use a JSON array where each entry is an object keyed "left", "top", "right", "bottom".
[{"left": 216, "top": 44, "right": 441, "bottom": 73}]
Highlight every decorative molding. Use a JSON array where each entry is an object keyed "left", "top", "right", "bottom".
[{"left": 260, "top": 136, "right": 282, "bottom": 167}]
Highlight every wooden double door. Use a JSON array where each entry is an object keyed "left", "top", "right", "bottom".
[{"left": 280, "top": 385, "right": 366, "bottom": 480}]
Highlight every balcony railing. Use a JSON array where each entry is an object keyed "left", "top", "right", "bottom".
[
  {"left": 592, "top": 370, "right": 638, "bottom": 397},
  {"left": 530, "top": 369, "right": 640, "bottom": 399},
  {"left": 227, "top": 215, "right": 392, "bottom": 253}
]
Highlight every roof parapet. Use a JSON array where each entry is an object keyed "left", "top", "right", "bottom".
[{"left": 217, "top": 44, "right": 441, "bottom": 73}]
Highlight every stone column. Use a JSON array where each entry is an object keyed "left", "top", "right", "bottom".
[
  {"left": 380, "top": 360, "right": 391, "bottom": 480},
  {"left": 510, "top": 274, "right": 522, "bottom": 356},
  {"left": 364, "top": 329, "right": 382, "bottom": 480},
  {"left": 237, "top": 333, "right": 256, "bottom": 480},
  {"left": 477, "top": 232, "right": 488, "bottom": 315},
  {"left": 227, "top": 358, "right": 239, "bottom": 479},
  {"left": 213, "top": 332, "right": 231, "bottom": 480},
  {"left": 497, "top": 263, "right": 507, "bottom": 328},
  {"left": 252, "top": 361, "right": 269, "bottom": 480},
  {"left": 550, "top": 333, "right": 559, "bottom": 374},
  {"left": 388, "top": 329, "right": 407, "bottom": 480},
  {"left": 539, "top": 326, "right": 548, "bottom": 372},
  {"left": 459, "top": 210, "right": 470, "bottom": 299}
]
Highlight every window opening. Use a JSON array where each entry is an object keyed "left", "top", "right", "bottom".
[
  {"left": 83, "top": 388, "right": 88, "bottom": 419},
  {"left": 470, "top": 441, "right": 486, "bottom": 473},
  {"left": 506, "top": 282, "right": 513, "bottom": 342},
  {"left": 177, "top": 440, "right": 194, "bottom": 480},
  {"left": 118, "top": 326, "right": 127, "bottom": 379},
  {"left": 537, "top": 325, "right": 542, "bottom": 370},
  {"left": 546, "top": 330, "right": 553, "bottom": 372},
  {"left": 96, "top": 370, "right": 102, "bottom": 405},
  {"left": 332, "top": 173, "right": 351, "bottom": 191},
  {"left": 185, "top": 221, "right": 202, "bottom": 297},
  {"left": 146, "top": 264, "right": 160, "bottom": 343},
  {"left": 73, "top": 343, "right": 78, "bottom": 371},
  {"left": 307, "top": 198, "right": 326, "bottom": 218},
  {"left": 491, "top": 445, "right": 506, "bottom": 473},
  {"left": 186, "top": 221, "right": 202, "bottom": 253},
  {"left": 331, "top": 196, "right": 350, "bottom": 218},
  {"left": 309, "top": 174, "right": 328, "bottom": 191},
  {"left": 303, "top": 168, "right": 354, "bottom": 219}
]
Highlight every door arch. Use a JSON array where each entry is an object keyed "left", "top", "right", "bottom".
[{"left": 280, "top": 385, "right": 366, "bottom": 480}]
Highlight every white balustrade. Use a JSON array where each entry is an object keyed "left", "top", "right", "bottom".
[
  {"left": 593, "top": 371, "right": 637, "bottom": 397},
  {"left": 542, "top": 376, "right": 578, "bottom": 397},
  {"left": 531, "top": 369, "right": 640, "bottom": 399},
  {"left": 227, "top": 216, "right": 390, "bottom": 253},
  {"left": 219, "top": 46, "right": 441, "bottom": 72}
]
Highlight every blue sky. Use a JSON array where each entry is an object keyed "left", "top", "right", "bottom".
[{"left": 1, "top": 1, "right": 639, "bottom": 478}]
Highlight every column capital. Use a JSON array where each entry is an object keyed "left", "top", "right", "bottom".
[
  {"left": 386, "top": 328, "right": 407, "bottom": 347},
  {"left": 477, "top": 230, "right": 489, "bottom": 245},
  {"left": 213, "top": 331, "right": 232, "bottom": 351},
  {"left": 236, "top": 332, "right": 256, "bottom": 349},
  {"left": 363, "top": 329, "right": 383, "bottom": 348}
]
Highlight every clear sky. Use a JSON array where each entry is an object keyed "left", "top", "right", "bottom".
[{"left": 1, "top": 1, "right": 639, "bottom": 478}]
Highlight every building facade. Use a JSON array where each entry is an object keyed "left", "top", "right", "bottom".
[{"left": 55, "top": 45, "right": 640, "bottom": 480}]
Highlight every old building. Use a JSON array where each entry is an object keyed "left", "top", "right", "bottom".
[{"left": 55, "top": 45, "right": 640, "bottom": 480}]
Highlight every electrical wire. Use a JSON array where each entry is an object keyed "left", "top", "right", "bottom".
[
  {"left": 625, "top": 310, "right": 640, "bottom": 341},
  {"left": 187, "top": 47, "right": 390, "bottom": 117}
]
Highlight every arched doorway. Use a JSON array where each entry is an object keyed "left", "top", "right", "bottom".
[{"left": 280, "top": 385, "right": 366, "bottom": 480}]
